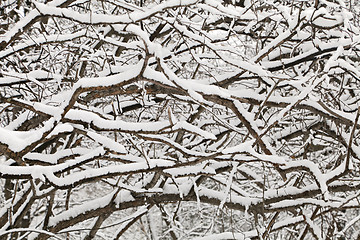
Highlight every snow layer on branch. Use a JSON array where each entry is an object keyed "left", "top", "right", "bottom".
[
  {"left": 194, "top": 232, "right": 251, "bottom": 240},
  {"left": 223, "top": 140, "right": 286, "bottom": 165},
  {"left": 268, "top": 198, "right": 340, "bottom": 210},
  {"left": 0, "top": 118, "right": 57, "bottom": 152},
  {"left": 34, "top": 0, "right": 199, "bottom": 25},
  {"left": 87, "top": 131, "right": 126, "bottom": 154},
  {"left": 283, "top": 160, "right": 330, "bottom": 200},
  {"left": 44, "top": 158, "right": 174, "bottom": 187},
  {"left": 24, "top": 147, "right": 90, "bottom": 165},
  {"left": 48, "top": 189, "right": 119, "bottom": 227},
  {"left": 0, "top": 31, "right": 87, "bottom": 60},
  {"left": 74, "top": 60, "right": 143, "bottom": 89},
  {"left": 0, "top": 10, "right": 39, "bottom": 43},
  {"left": 0, "top": 147, "right": 105, "bottom": 178},
  {"left": 65, "top": 109, "right": 170, "bottom": 132},
  {"left": 164, "top": 163, "right": 216, "bottom": 177},
  {"left": 172, "top": 121, "right": 216, "bottom": 140}
]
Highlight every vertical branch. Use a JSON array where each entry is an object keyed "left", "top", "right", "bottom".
[{"left": 345, "top": 107, "right": 360, "bottom": 170}]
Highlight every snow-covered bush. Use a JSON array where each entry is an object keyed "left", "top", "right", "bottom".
[{"left": 1, "top": 0, "right": 360, "bottom": 239}]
